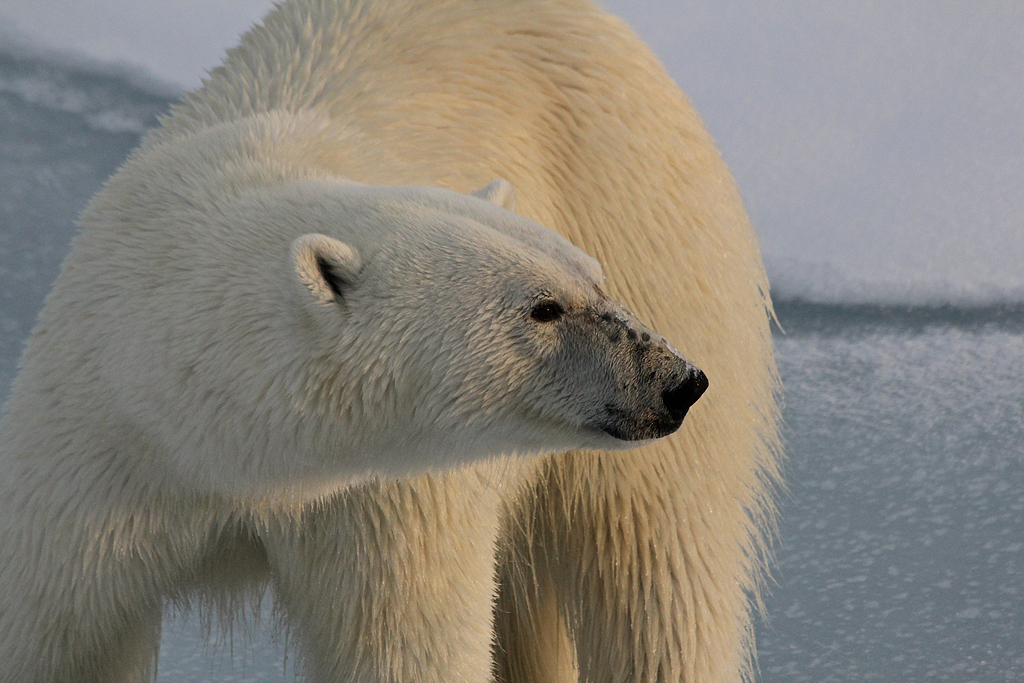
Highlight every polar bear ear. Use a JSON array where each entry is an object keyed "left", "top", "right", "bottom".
[
  {"left": 291, "top": 234, "right": 362, "bottom": 305},
  {"left": 471, "top": 178, "right": 516, "bottom": 211}
]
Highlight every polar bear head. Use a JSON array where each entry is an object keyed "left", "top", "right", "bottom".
[
  {"left": 101, "top": 171, "right": 707, "bottom": 497},
  {"left": 278, "top": 179, "right": 707, "bottom": 478}
]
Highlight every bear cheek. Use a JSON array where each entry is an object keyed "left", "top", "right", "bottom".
[{"left": 528, "top": 345, "right": 609, "bottom": 426}]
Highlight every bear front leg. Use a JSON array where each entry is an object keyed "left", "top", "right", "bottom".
[
  {"left": 262, "top": 467, "right": 509, "bottom": 683},
  {"left": 0, "top": 479, "right": 216, "bottom": 683},
  {"left": 497, "top": 448, "right": 759, "bottom": 683}
]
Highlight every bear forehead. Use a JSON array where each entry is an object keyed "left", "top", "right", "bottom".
[
  {"left": 362, "top": 184, "right": 604, "bottom": 284},
  {"left": 364, "top": 220, "right": 599, "bottom": 303}
]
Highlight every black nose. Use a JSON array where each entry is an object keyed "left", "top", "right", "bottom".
[{"left": 661, "top": 369, "right": 709, "bottom": 420}]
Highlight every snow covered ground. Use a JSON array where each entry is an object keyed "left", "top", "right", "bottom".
[{"left": 1, "top": 2, "right": 1022, "bottom": 680}]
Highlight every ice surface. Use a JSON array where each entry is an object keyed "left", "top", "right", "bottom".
[{"left": 758, "top": 305, "right": 1024, "bottom": 682}]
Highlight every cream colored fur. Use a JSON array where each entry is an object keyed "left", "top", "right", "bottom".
[{"left": 0, "top": 0, "right": 779, "bottom": 681}]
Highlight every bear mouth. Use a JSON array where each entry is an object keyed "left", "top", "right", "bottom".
[
  {"left": 600, "top": 412, "right": 687, "bottom": 442},
  {"left": 598, "top": 405, "right": 688, "bottom": 444}
]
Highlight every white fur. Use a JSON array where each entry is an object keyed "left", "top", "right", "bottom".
[{"left": 0, "top": 1, "right": 780, "bottom": 682}]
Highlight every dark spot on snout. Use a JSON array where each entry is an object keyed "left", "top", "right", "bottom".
[{"left": 598, "top": 313, "right": 622, "bottom": 342}]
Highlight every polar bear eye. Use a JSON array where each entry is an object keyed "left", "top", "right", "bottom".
[{"left": 530, "top": 300, "right": 565, "bottom": 323}]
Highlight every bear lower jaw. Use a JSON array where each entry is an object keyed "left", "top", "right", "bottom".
[
  {"left": 598, "top": 419, "right": 679, "bottom": 440},
  {"left": 599, "top": 412, "right": 689, "bottom": 442}
]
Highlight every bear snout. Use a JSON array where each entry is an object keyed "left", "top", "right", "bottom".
[{"left": 599, "top": 365, "right": 708, "bottom": 442}]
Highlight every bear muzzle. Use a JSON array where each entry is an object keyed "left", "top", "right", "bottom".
[
  {"left": 600, "top": 365, "right": 708, "bottom": 442},
  {"left": 568, "top": 301, "right": 709, "bottom": 443}
]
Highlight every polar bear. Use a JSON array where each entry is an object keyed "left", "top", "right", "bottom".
[
  {"left": 2, "top": 153, "right": 706, "bottom": 679},
  {"left": 0, "top": 0, "right": 779, "bottom": 682}
]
